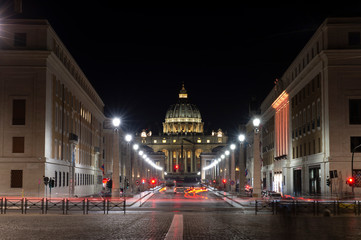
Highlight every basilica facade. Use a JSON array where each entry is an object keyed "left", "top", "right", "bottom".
[{"left": 136, "top": 84, "right": 227, "bottom": 178}]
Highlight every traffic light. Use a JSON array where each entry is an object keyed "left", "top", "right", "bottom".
[
  {"left": 106, "top": 179, "right": 112, "bottom": 189},
  {"left": 326, "top": 178, "right": 331, "bottom": 186},
  {"left": 49, "top": 179, "right": 55, "bottom": 188},
  {"left": 102, "top": 178, "right": 109, "bottom": 184},
  {"left": 43, "top": 176, "right": 49, "bottom": 185},
  {"left": 141, "top": 179, "right": 146, "bottom": 184},
  {"left": 222, "top": 179, "right": 227, "bottom": 184},
  {"left": 126, "top": 179, "right": 129, "bottom": 189},
  {"left": 174, "top": 165, "right": 179, "bottom": 171},
  {"left": 151, "top": 179, "right": 156, "bottom": 184},
  {"left": 346, "top": 177, "right": 355, "bottom": 187}
]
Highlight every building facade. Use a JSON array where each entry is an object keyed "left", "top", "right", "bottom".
[
  {"left": 259, "top": 17, "right": 361, "bottom": 197},
  {"left": 0, "top": 19, "right": 106, "bottom": 197}
]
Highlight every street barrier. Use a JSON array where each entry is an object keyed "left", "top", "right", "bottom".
[
  {"left": 25, "top": 198, "right": 44, "bottom": 214},
  {"left": 46, "top": 198, "right": 65, "bottom": 214},
  {"left": 255, "top": 200, "right": 274, "bottom": 215},
  {"left": 106, "top": 199, "right": 125, "bottom": 214},
  {"left": 66, "top": 199, "right": 85, "bottom": 214},
  {"left": 4, "top": 198, "right": 24, "bottom": 214},
  {"left": 86, "top": 199, "right": 106, "bottom": 214}
]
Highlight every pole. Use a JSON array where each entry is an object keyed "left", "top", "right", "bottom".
[
  {"left": 112, "top": 129, "right": 120, "bottom": 198},
  {"left": 239, "top": 142, "right": 246, "bottom": 196},
  {"left": 351, "top": 144, "right": 361, "bottom": 194},
  {"left": 253, "top": 130, "right": 261, "bottom": 197}
]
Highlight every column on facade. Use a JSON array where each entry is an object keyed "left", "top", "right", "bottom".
[
  {"left": 253, "top": 132, "right": 261, "bottom": 197},
  {"left": 191, "top": 150, "right": 194, "bottom": 172},
  {"left": 230, "top": 150, "right": 235, "bottom": 192},
  {"left": 184, "top": 150, "right": 188, "bottom": 173},
  {"left": 176, "top": 150, "right": 179, "bottom": 172}
]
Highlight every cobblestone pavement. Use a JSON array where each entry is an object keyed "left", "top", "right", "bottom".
[
  {"left": 1, "top": 190, "right": 361, "bottom": 239},
  {"left": 1, "top": 212, "right": 361, "bottom": 239}
]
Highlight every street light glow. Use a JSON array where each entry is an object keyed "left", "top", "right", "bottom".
[
  {"left": 125, "top": 134, "right": 132, "bottom": 142},
  {"left": 253, "top": 118, "right": 261, "bottom": 127},
  {"left": 133, "top": 144, "right": 139, "bottom": 150},
  {"left": 138, "top": 150, "right": 144, "bottom": 156},
  {"left": 225, "top": 150, "right": 230, "bottom": 155},
  {"left": 230, "top": 144, "right": 236, "bottom": 150},
  {"left": 112, "top": 117, "right": 121, "bottom": 127},
  {"left": 238, "top": 134, "right": 245, "bottom": 142}
]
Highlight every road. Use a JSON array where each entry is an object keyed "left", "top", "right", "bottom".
[{"left": 0, "top": 188, "right": 361, "bottom": 239}]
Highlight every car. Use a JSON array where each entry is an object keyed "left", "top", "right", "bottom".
[
  {"left": 164, "top": 186, "right": 175, "bottom": 194},
  {"left": 263, "top": 191, "right": 282, "bottom": 201}
]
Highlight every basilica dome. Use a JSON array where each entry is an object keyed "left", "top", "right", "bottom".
[{"left": 163, "top": 84, "right": 204, "bottom": 135}]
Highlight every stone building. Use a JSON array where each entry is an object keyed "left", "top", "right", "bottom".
[
  {"left": 259, "top": 17, "right": 361, "bottom": 197},
  {"left": 135, "top": 84, "right": 228, "bottom": 180},
  {"left": 0, "top": 19, "right": 105, "bottom": 197}
]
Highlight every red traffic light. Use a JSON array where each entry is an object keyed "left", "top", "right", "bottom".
[
  {"left": 102, "top": 178, "right": 109, "bottom": 184},
  {"left": 222, "top": 179, "right": 227, "bottom": 184},
  {"left": 141, "top": 179, "right": 146, "bottom": 184},
  {"left": 347, "top": 177, "right": 355, "bottom": 186},
  {"left": 174, "top": 165, "right": 179, "bottom": 170},
  {"left": 151, "top": 179, "right": 156, "bottom": 184}
]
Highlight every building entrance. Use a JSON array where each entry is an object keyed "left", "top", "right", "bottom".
[{"left": 293, "top": 169, "right": 302, "bottom": 196}]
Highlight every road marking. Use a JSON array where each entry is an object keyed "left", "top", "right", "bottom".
[{"left": 165, "top": 214, "right": 183, "bottom": 240}]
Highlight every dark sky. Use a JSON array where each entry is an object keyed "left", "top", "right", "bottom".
[{"left": 4, "top": 1, "right": 361, "bottom": 136}]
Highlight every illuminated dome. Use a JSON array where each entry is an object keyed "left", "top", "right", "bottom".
[{"left": 163, "top": 84, "right": 204, "bottom": 134}]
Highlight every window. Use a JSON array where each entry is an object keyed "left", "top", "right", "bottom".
[
  {"left": 12, "top": 99, "right": 26, "bottom": 125},
  {"left": 67, "top": 172, "right": 69, "bottom": 186},
  {"left": 351, "top": 137, "right": 361, "bottom": 152},
  {"left": 11, "top": 170, "right": 23, "bottom": 188},
  {"left": 349, "top": 99, "right": 361, "bottom": 124},
  {"left": 59, "top": 172, "right": 62, "bottom": 187},
  {"left": 55, "top": 171, "right": 57, "bottom": 187},
  {"left": 12, "top": 137, "right": 24, "bottom": 153},
  {"left": 14, "top": 33, "right": 27, "bottom": 47},
  {"left": 349, "top": 32, "right": 361, "bottom": 45},
  {"left": 63, "top": 172, "right": 66, "bottom": 186}
]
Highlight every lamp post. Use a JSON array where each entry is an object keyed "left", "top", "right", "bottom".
[
  {"left": 112, "top": 117, "right": 121, "bottom": 198},
  {"left": 238, "top": 134, "right": 246, "bottom": 196},
  {"left": 125, "top": 134, "right": 132, "bottom": 194},
  {"left": 230, "top": 144, "right": 236, "bottom": 192},
  {"left": 132, "top": 143, "right": 139, "bottom": 192},
  {"left": 252, "top": 117, "right": 262, "bottom": 198}
]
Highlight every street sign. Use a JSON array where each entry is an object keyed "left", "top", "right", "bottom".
[
  {"left": 230, "top": 180, "right": 235, "bottom": 185},
  {"left": 136, "top": 180, "right": 140, "bottom": 185}
]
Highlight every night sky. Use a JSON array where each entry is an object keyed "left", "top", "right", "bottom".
[{"left": 3, "top": 1, "right": 361, "bottom": 137}]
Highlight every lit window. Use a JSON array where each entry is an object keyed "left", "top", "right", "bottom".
[
  {"left": 154, "top": 140, "right": 157, "bottom": 143},
  {"left": 207, "top": 140, "right": 210, "bottom": 143},
  {"left": 173, "top": 139, "right": 176, "bottom": 143},
  {"left": 162, "top": 139, "right": 167, "bottom": 143},
  {"left": 197, "top": 139, "right": 201, "bottom": 143}
]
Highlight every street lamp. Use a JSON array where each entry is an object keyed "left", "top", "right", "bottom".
[
  {"left": 238, "top": 134, "right": 246, "bottom": 196},
  {"left": 252, "top": 117, "right": 262, "bottom": 197},
  {"left": 125, "top": 134, "right": 132, "bottom": 193},
  {"left": 112, "top": 117, "right": 121, "bottom": 198},
  {"left": 230, "top": 144, "right": 236, "bottom": 192}
]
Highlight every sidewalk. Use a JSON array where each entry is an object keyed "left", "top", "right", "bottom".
[{"left": 126, "top": 186, "right": 161, "bottom": 208}]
